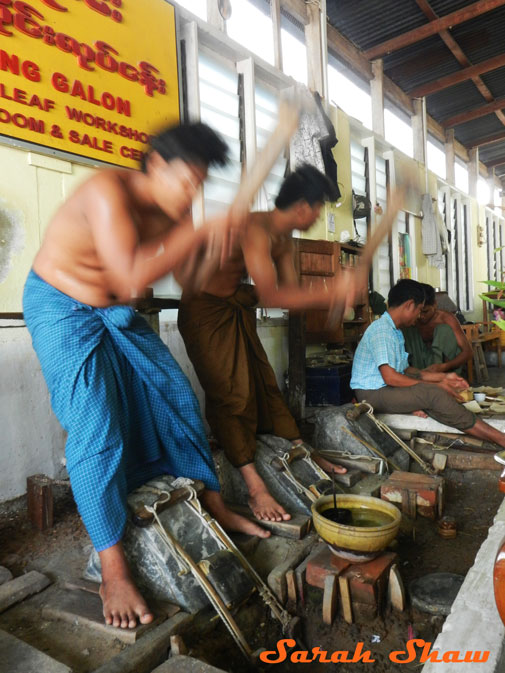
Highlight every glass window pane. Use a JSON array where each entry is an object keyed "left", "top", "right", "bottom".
[
  {"left": 227, "top": 0, "right": 274, "bottom": 65},
  {"left": 327, "top": 64, "right": 372, "bottom": 130},
  {"left": 385, "top": 109, "right": 413, "bottom": 158},
  {"left": 281, "top": 29, "right": 307, "bottom": 85},
  {"left": 427, "top": 140, "right": 446, "bottom": 180}
]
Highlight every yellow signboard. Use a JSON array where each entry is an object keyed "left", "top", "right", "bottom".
[{"left": 0, "top": 0, "right": 180, "bottom": 168}]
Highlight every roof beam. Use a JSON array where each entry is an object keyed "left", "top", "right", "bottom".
[
  {"left": 364, "top": 0, "right": 505, "bottom": 60},
  {"left": 410, "top": 52, "right": 505, "bottom": 97},
  {"left": 414, "top": 0, "right": 505, "bottom": 127},
  {"left": 443, "top": 96, "right": 505, "bottom": 127},
  {"left": 485, "top": 157, "right": 505, "bottom": 168},
  {"left": 469, "top": 131, "right": 505, "bottom": 148}
]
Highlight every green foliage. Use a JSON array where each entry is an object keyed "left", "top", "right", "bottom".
[{"left": 481, "top": 279, "right": 505, "bottom": 290}]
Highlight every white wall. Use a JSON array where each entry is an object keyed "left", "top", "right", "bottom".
[
  {"left": 0, "top": 321, "right": 67, "bottom": 501},
  {"left": 0, "top": 318, "right": 288, "bottom": 503}
]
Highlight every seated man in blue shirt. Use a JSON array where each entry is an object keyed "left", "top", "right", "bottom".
[{"left": 351, "top": 279, "right": 505, "bottom": 449}]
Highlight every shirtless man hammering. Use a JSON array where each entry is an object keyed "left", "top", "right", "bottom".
[
  {"left": 178, "top": 165, "right": 359, "bottom": 524},
  {"left": 23, "top": 122, "right": 269, "bottom": 631}
]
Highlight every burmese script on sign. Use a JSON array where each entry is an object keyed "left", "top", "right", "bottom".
[{"left": 0, "top": 0, "right": 180, "bottom": 167}]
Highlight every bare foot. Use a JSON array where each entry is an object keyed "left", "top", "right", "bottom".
[
  {"left": 99, "top": 577, "right": 154, "bottom": 629},
  {"left": 201, "top": 489, "right": 271, "bottom": 538},
  {"left": 238, "top": 463, "right": 291, "bottom": 522},
  {"left": 248, "top": 488, "right": 291, "bottom": 522},
  {"left": 412, "top": 410, "right": 428, "bottom": 418}
]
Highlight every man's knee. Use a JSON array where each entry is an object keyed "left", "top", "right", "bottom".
[{"left": 416, "top": 383, "right": 447, "bottom": 407}]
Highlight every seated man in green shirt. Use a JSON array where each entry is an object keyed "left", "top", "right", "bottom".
[{"left": 403, "top": 283, "right": 472, "bottom": 374}]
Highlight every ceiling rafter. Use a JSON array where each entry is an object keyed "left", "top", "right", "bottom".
[
  {"left": 364, "top": 0, "right": 505, "bottom": 60},
  {"left": 409, "top": 52, "right": 505, "bottom": 97},
  {"left": 484, "top": 157, "right": 505, "bottom": 167},
  {"left": 443, "top": 96, "right": 505, "bottom": 127},
  {"left": 413, "top": 0, "right": 505, "bottom": 127},
  {"left": 469, "top": 131, "right": 505, "bottom": 147}
]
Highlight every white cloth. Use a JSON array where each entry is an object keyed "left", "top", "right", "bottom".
[{"left": 421, "top": 194, "right": 448, "bottom": 269}]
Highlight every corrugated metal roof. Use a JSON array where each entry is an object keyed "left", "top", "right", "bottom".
[{"left": 326, "top": 0, "right": 505, "bottom": 172}]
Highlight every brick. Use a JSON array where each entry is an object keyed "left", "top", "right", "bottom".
[
  {"left": 306, "top": 546, "right": 350, "bottom": 589},
  {"left": 381, "top": 470, "right": 444, "bottom": 519},
  {"left": 342, "top": 552, "right": 397, "bottom": 607}
]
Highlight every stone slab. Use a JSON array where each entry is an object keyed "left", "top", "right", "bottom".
[
  {"left": 421, "top": 499, "right": 505, "bottom": 673},
  {"left": 42, "top": 587, "right": 166, "bottom": 644},
  {"left": 267, "top": 533, "right": 317, "bottom": 603},
  {"left": 92, "top": 612, "right": 193, "bottom": 673},
  {"left": 152, "top": 655, "right": 227, "bottom": 672},
  {"left": 0, "top": 629, "right": 71, "bottom": 673},
  {"left": 0, "top": 570, "right": 50, "bottom": 613},
  {"left": 378, "top": 412, "right": 505, "bottom": 434},
  {"left": 410, "top": 573, "right": 464, "bottom": 616},
  {"left": 0, "top": 566, "right": 13, "bottom": 585},
  {"left": 349, "top": 474, "right": 387, "bottom": 498}
]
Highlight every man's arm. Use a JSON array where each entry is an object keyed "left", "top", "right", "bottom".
[
  {"left": 243, "top": 225, "right": 355, "bottom": 311},
  {"left": 425, "top": 314, "right": 473, "bottom": 372},
  {"left": 382, "top": 365, "right": 466, "bottom": 400},
  {"left": 380, "top": 364, "right": 422, "bottom": 387},
  {"left": 89, "top": 175, "right": 209, "bottom": 300}
]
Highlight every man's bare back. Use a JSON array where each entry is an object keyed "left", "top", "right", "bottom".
[{"left": 200, "top": 211, "right": 293, "bottom": 298}]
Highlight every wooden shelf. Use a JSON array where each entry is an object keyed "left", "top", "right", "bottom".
[{"left": 339, "top": 242, "right": 363, "bottom": 253}]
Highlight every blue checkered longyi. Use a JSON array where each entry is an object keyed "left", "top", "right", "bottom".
[{"left": 23, "top": 270, "right": 220, "bottom": 552}]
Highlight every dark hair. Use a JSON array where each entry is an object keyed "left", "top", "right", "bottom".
[
  {"left": 388, "top": 279, "right": 425, "bottom": 308},
  {"left": 274, "top": 164, "right": 338, "bottom": 209},
  {"left": 142, "top": 122, "right": 229, "bottom": 171},
  {"left": 421, "top": 283, "right": 436, "bottom": 306}
]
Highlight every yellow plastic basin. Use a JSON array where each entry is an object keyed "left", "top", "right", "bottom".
[{"left": 311, "top": 494, "right": 401, "bottom": 554}]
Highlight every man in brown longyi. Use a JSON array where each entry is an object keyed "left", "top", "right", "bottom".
[{"left": 179, "top": 165, "right": 362, "bottom": 523}]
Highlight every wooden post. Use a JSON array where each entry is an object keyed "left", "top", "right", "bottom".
[
  {"left": 27, "top": 474, "right": 54, "bottom": 531},
  {"left": 271, "top": 0, "right": 283, "bottom": 72},
  {"left": 489, "top": 167, "right": 497, "bottom": 206},
  {"left": 288, "top": 311, "right": 306, "bottom": 422},
  {"left": 206, "top": 0, "right": 225, "bottom": 31},
  {"left": 305, "top": 1, "right": 324, "bottom": 94},
  {"left": 445, "top": 129, "right": 455, "bottom": 186},
  {"left": 468, "top": 148, "right": 479, "bottom": 198},
  {"left": 371, "top": 59, "right": 385, "bottom": 138},
  {"left": 412, "top": 99, "right": 426, "bottom": 165}
]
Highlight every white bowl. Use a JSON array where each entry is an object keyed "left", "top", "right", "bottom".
[{"left": 474, "top": 393, "right": 486, "bottom": 403}]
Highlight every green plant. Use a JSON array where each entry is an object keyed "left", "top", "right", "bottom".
[{"left": 480, "top": 279, "right": 505, "bottom": 331}]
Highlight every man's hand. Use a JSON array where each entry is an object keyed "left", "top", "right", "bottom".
[
  {"left": 445, "top": 372, "right": 469, "bottom": 390},
  {"left": 436, "top": 379, "right": 465, "bottom": 401}
]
